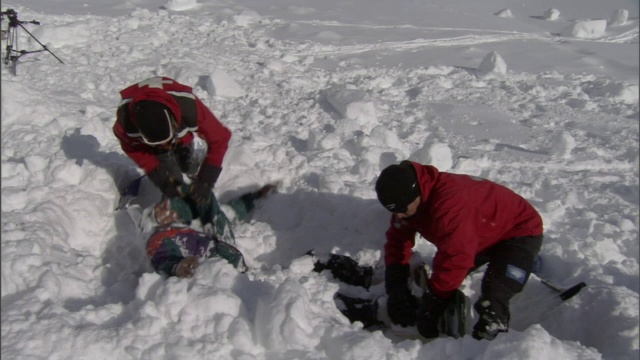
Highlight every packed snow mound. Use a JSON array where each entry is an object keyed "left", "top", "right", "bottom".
[
  {"left": 544, "top": 8, "right": 561, "bottom": 21},
  {"left": 164, "top": 0, "right": 198, "bottom": 11},
  {"left": 582, "top": 80, "right": 639, "bottom": 105},
  {"left": 231, "top": 10, "right": 262, "bottom": 27},
  {"left": 608, "top": 9, "right": 629, "bottom": 27},
  {"left": 409, "top": 142, "right": 453, "bottom": 171},
  {"left": 254, "top": 279, "right": 323, "bottom": 350},
  {"left": 475, "top": 51, "right": 507, "bottom": 79},
  {"left": 205, "top": 68, "right": 245, "bottom": 98},
  {"left": 494, "top": 9, "right": 514, "bottom": 18},
  {"left": 325, "top": 86, "right": 378, "bottom": 125},
  {"left": 561, "top": 20, "right": 607, "bottom": 39},
  {"left": 550, "top": 132, "right": 576, "bottom": 159}
]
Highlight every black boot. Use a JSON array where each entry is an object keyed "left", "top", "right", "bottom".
[
  {"left": 472, "top": 297, "right": 509, "bottom": 340},
  {"left": 335, "top": 293, "right": 383, "bottom": 328},
  {"left": 313, "top": 253, "right": 373, "bottom": 289}
]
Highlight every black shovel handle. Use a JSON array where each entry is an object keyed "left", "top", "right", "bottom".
[{"left": 559, "top": 282, "right": 587, "bottom": 301}]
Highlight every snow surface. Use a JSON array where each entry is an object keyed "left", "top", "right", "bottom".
[{"left": 1, "top": 0, "right": 638, "bottom": 359}]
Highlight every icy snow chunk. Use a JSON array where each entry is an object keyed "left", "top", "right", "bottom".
[
  {"left": 318, "top": 133, "right": 342, "bottom": 150},
  {"left": 164, "top": 0, "right": 198, "bottom": 11},
  {"left": 543, "top": 8, "right": 561, "bottom": 21},
  {"left": 51, "top": 160, "right": 84, "bottom": 185},
  {"left": 550, "top": 131, "right": 576, "bottom": 159},
  {"left": 265, "top": 60, "right": 285, "bottom": 72},
  {"left": 325, "top": 86, "right": 377, "bottom": 124},
  {"left": 281, "top": 54, "right": 300, "bottom": 63},
  {"left": 289, "top": 255, "right": 315, "bottom": 274},
  {"left": 494, "top": 9, "right": 513, "bottom": 18},
  {"left": 227, "top": 318, "right": 255, "bottom": 353},
  {"left": 583, "top": 81, "right": 639, "bottom": 105},
  {"left": 454, "top": 156, "right": 491, "bottom": 175},
  {"left": 181, "top": 289, "right": 244, "bottom": 324},
  {"left": 1, "top": 161, "right": 28, "bottom": 187},
  {"left": 561, "top": 20, "right": 607, "bottom": 39},
  {"left": 475, "top": 51, "right": 507, "bottom": 80},
  {"left": 204, "top": 68, "right": 245, "bottom": 98},
  {"left": 409, "top": 142, "right": 453, "bottom": 171},
  {"left": 254, "top": 279, "right": 319, "bottom": 350},
  {"left": 608, "top": 9, "right": 629, "bottom": 27},
  {"left": 618, "top": 218, "right": 636, "bottom": 231},
  {"left": 136, "top": 273, "right": 163, "bottom": 301},
  {"left": 154, "top": 278, "right": 190, "bottom": 322},
  {"left": 231, "top": 10, "right": 262, "bottom": 27},
  {"left": 368, "top": 125, "right": 407, "bottom": 152},
  {"left": 24, "top": 155, "right": 49, "bottom": 173}
]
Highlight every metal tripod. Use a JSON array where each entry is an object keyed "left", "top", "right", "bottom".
[{"left": 2, "top": 8, "right": 63, "bottom": 75}]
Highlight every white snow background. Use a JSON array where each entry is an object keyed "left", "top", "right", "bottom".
[{"left": 1, "top": 0, "right": 638, "bottom": 359}]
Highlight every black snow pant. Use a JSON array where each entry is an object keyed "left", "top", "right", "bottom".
[{"left": 471, "top": 235, "right": 543, "bottom": 326}]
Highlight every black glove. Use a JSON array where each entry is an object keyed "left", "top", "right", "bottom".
[
  {"left": 173, "top": 143, "right": 194, "bottom": 174},
  {"left": 189, "top": 163, "right": 221, "bottom": 207},
  {"left": 416, "top": 291, "right": 451, "bottom": 339},
  {"left": 148, "top": 161, "right": 184, "bottom": 198},
  {"left": 385, "top": 264, "right": 417, "bottom": 327}
]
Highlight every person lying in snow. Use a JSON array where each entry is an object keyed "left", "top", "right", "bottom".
[
  {"left": 374, "top": 160, "right": 544, "bottom": 341},
  {"left": 140, "top": 184, "right": 276, "bottom": 277}
]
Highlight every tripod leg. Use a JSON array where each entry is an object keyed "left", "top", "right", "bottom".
[
  {"left": 4, "top": 28, "right": 18, "bottom": 75},
  {"left": 18, "top": 23, "right": 64, "bottom": 64},
  {"left": 10, "top": 56, "right": 17, "bottom": 75},
  {"left": 4, "top": 33, "right": 12, "bottom": 66}
]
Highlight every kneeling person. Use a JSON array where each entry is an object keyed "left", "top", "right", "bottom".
[{"left": 375, "top": 161, "right": 543, "bottom": 341}]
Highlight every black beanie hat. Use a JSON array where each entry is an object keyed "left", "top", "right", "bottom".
[
  {"left": 375, "top": 161, "right": 421, "bottom": 213},
  {"left": 134, "top": 100, "right": 175, "bottom": 145}
]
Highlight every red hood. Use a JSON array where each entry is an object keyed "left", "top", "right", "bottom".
[
  {"left": 407, "top": 161, "right": 440, "bottom": 206},
  {"left": 128, "top": 88, "right": 183, "bottom": 127}
]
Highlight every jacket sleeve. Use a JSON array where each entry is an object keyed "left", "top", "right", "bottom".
[
  {"left": 428, "top": 202, "right": 478, "bottom": 299},
  {"left": 112, "top": 111, "right": 161, "bottom": 174},
  {"left": 195, "top": 98, "right": 231, "bottom": 168},
  {"left": 383, "top": 216, "right": 417, "bottom": 266}
]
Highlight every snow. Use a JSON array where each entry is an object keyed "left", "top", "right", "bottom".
[
  {"left": 561, "top": 20, "right": 608, "bottom": 39},
  {"left": 164, "top": 0, "right": 198, "bottom": 12},
  {"left": 475, "top": 50, "right": 508, "bottom": 79},
  {"left": 610, "top": 9, "right": 630, "bottom": 27},
  {"left": 494, "top": 9, "right": 514, "bottom": 19},
  {"left": 0, "top": 0, "right": 638, "bottom": 359},
  {"left": 207, "top": 68, "right": 245, "bottom": 98},
  {"left": 544, "top": 9, "right": 562, "bottom": 22}
]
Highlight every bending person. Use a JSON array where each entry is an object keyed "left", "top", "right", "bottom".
[{"left": 374, "top": 160, "right": 543, "bottom": 340}]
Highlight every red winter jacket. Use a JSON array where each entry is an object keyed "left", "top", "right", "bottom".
[
  {"left": 383, "top": 162, "right": 543, "bottom": 299},
  {"left": 112, "top": 77, "right": 231, "bottom": 174}
]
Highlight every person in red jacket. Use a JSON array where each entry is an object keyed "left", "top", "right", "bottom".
[
  {"left": 113, "top": 76, "right": 231, "bottom": 208},
  {"left": 375, "top": 160, "right": 543, "bottom": 341}
]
